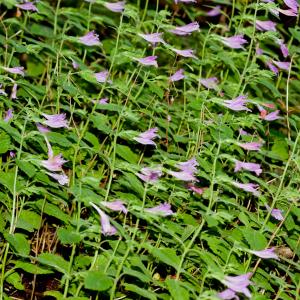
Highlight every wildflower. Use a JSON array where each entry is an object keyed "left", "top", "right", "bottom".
[
  {"left": 170, "top": 69, "right": 185, "bottom": 82},
  {"left": 284, "top": 0, "right": 299, "bottom": 13},
  {"left": 200, "top": 77, "right": 218, "bottom": 90},
  {"left": 223, "top": 95, "right": 251, "bottom": 112},
  {"left": 42, "top": 113, "right": 68, "bottom": 129},
  {"left": 11, "top": 83, "right": 17, "bottom": 99},
  {"left": 172, "top": 48, "right": 197, "bottom": 58},
  {"left": 222, "top": 273, "right": 252, "bottom": 298},
  {"left": 145, "top": 203, "right": 174, "bottom": 216},
  {"left": 3, "top": 66, "right": 25, "bottom": 76},
  {"left": 136, "top": 167, "right": 162, "bottom": 183},
  {"left": 101, "top": 200, "right": 128, "bottom": 214},
  {"left": 0, "top": 84, "right": 7, "bottom": 96},
  {"left": 138, "top": 33, "right": 165, "bottom": 44},
  {"left": 72, "top": 60, "right": 79, "bottom": 69},
  {"left": 276, "top": 39, "right": 289, "bottom": 57},
  {"left": 169, "top": 158, "right": 198, "bottom": 181},
  {"left": 250, "top": 247, "right": 279, "bottom": 259},
  {"left": 266, "top": 61, "right": 278, "bottom": 75},
  {"left": 36, "top": 123, "right": 50, "bottom": 133},
  {"left": 221, "top": 35, "right": 247, "bottom": 49},
  {"left": 99, "top": 98, "right": 108, "bottom": 104},
  {"left": 47, "top": 172, "right": 69, "bottom": 186},
  {"left": 174, "top": 0, "right": 196, "bottom": 3},
  {"left": 206, "top": 5, "right": 221, "bottom": 16},
  {"left": 232, "top": 182, "right": 260, "bottom": 196},
  {"left": 90, "top": 202, "right": 117, "bottom": 236},
  {"left": 136, "top": 56, "right": 158, "bottom": 67},
  {"left": 16, "top": 2, "right": 38, "bottom": 12},
  {"left": 272, "top": 61, "right": 291, "bottom": 71},
  {"left": 277, "top": 8, "right": 298, "bottom": 16},
  {"left": 41, "top": 154, "right": 67, "bottom": 172},
  {"left": 265, "top": 204, "right": 284, "bottom": 220},
  {"left": 234, "top": 161, "right": 262, "bottom": 176},
  {"left": 255, "top": 20, "right": 277, "bottom": 31},
  {"left": 10, "top": 151, "right": 16, "bottom": 158},
  {"left": 79, "top": 31, "right": 101, "bottom": 46},
  {"left": 239, "top": 129, "right": 249, "bottom": 136},
  {"left": 95, "top": 71, "right": 112, "bottom": 83},
  {"left": 169, "top": 22, "right": 199, "bottom": 35},
  {"left": 187, "top": 183, "right": 204, "bottom": 194},
  {"left": 256, "top": 46, "right": 264, "bottom": 55},
  {"left": 218, "top": 289, "right": 239, "bottom": 300},
  {"left": 261, "top": 110, "right": 280, "bottom": 121},
  {"left": 104, "top": 1, "right": 125, "bottom": 13},
  {"left": 239, "top": 142, "right": 262, "bottom": 151},
  {"left": 133, "top": 127, "right": 159, "bottom": 146},
  {"left": 4, "top": 109, "right": 13, "bottom": 122}
]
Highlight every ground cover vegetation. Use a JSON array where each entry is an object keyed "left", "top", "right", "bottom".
[{"left": 0, "top": 0, "right": 300, "bottom": 299}]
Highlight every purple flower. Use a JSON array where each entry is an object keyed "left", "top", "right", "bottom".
[
  {"left": 232, "top": 182, "right": 260, "bottom": 196},
  {"left": 187, "top": 184, "right": 204, "bottom": 194},
  {"left": 222, "top": 273, "right": 252, "bottom": 298},
  {"left": 223, "top": 95, "right": 251, "bottom": 111},
  {"left": 170, "top": 69, "right": 185, "bottom": 82},
  {"left": 239, "top": 142, "right": 262, "bottom": 151},
  {"left": 138, "top": 33, "right": 165, "bottom": 44},
  {"left": 261, "top": 110, "right": 280, "bottom": 121},
  {"left": 255, "top": 20, "right": 277, "bottom": 31},
  {"left": 206, "top": 5, "right": 221, "bottom": 16},
  {"left": 99, "top": 98, "right": 108, "bottom": 104},
  {"left": 174, "top": 0, "right": 196, "bottom": 3},
  {"left": 266, "top": 61, "right": 278, "bottom": 75},
  {"left": 42, "top": 113, "right": 68, "bottom": 128},
  {"left": 169, "top": 158, "right": 198, "bottom": 181},
  {"left": 276, "top": 40, "right": 289, "bottom": 57},
  {"left": 218, "top": 289, "right": 239, "bottom": 300},
  {"left": 3, "top": 66, "right": 25, "bottom": 76},
  {"left": 47, "top": 172, "right": 69, "bottom": 186},
  {"left": 36, "top": 123, "right": 50, "bottom": 133},
  {"left": 239, "top": 129, "right": 249, "bottom": 136},
  {"left": 72, "top": 60, "right": 79, "bottom": 69},
  {"left": 41, "top": 154, "right": 67, "bottom": 172},
  {"left": 234, "top": 161, "right": 262, "bottom": 176},
  {"left": 136, "top": 167, "right": 162, "bottom": 183},
  {"left": 221, "top": 35, "right": 247, "bottom": 49},
  {"left": 133, "top": 127, "right": 159, "bottom": 146},
  {"left": 90, "top": 202, "right": 117, "bottom": 236},
  {"left": 104, "top": 1, "right": 125, "bottom": 13},
  {"left": 10, "top": 151, "right": 16, "bottom": 158},
  {"left": 101, "top": 200, "right": 128, "bottom": 214},
  {"left": 136, "top": 56, "right": 158, "bottom": 67},
  {"left": 250, "top": 247, "right": 279, "bottom": 259},
  {"left": 277, "top": 8, "right": 298, "bottom": 16},
  {"left": 0, "top": 84, "right": 7, "bottom": 96},
  {"left": 273, "top": 61, "right": 291, "bottom": 71},
  {"left": 145, "top": 203, "right": 174, "bottom": 216},
  {"left": 95, "top": 71, "right": 112, "bottom": 83},
  {"left": 284, "top": 0, "right": 299, "bottom": 12},
  {"left": 16, "top": 2, "right": 38, "bottom": 12},
  {"left": 79, "top": 31, "right": 101, "bottom": 46},
  {"left": 265, "top": 204, "right": 284, "bottom": 220},
  {"left": 11, "top": 83, "right": 17, "bottom": 99},
  {"left": 172, "top": 48, "right": 197, "bottom": 58},
  {"left": 256, "top": 46, "right": 264, "bottom": 55},
  {"left": 200, "top": 77, "right": 218, "bottom": 90},
  {"left": 169, "top": 22, "right": 199, "bottom": 35},
  {"left": 4, "top": 109, "right": 13, "bottom": 122}
]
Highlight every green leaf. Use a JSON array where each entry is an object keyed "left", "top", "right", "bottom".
[
  {"left": 16, "top": 159, "right": 37, "bottom": 178},
  {"left": 151, "top": 248, "right": 180, "bottom": 269},
  {"left": 5, "top": 272, "right": 24, "bottom": 290},
  {"left": 0, "top": 131, "right": 10, "bottom": 154},
  {"left": 4, "top": 233, "right": 30, "bottom": 256},
  {"left": 30, "top": 24, "right": 54, "bottom": 38},
  {"left": 16, "top": 210, "right": 41, "bottom": 232},
  {"left": 37, "top": 253, "right": 69, "bottom": 274},
  {"left": 84, "top": 271, "right": 113, "bottom": 291},
  {"left": 270, "top": 139, "right": 289, "bottom": 161},
  {"left": 124, "top": 284, "right": 157, "bottom": 300},
  {"left": 166, "top": 279, "right": 190, "bottom": 300},
  {"left": 116, "top": 144, "right": 138, "bottom": 163},
  {"left": 57, "top": 227, "right": 81, "bottom": 245},
  {"left": 14, "top": 261, "right": 53, "bottom": 275},
  {"left": 35, "top": 200, "right": 70, "bottom": 223},
  {"left": 90, "top": 113, "right": 112, "bottom": 134},
  {"left": 0, "top": 170, "right": 25, "bottom": 194},
  {"left": 241, "top": 227, "right": 267, "bottom": 250}
]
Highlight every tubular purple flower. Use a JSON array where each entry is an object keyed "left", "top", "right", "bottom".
[
  {"left": 266, "top": 61, "right": 278, "bottom": 75},
  {"left": 232, "top": 182, "right": 260, "bottom": 196},
  {"left": 200, "top": 77, "right": 218, "bottom": 90},
  {"left": 136, "top": 167, "right": 162, "bottom": 183},
  {"left": 4, "top": 109, "right": 13, "bottom": 122},
  {"left": 133, "top": 127, "right": 159, "bottom": 146},
  {"left": 272, "top": 61, "right": 291, "bottom": 70},
  {"left": 250, "top": 247, "right": 279, "bottom": 259},
  {"left": 221, "top": 35, "right": 247, "bottom": 49},
  {"left": 222, "top": 273, "right": 252, "bottom": 298},
  {"left": 136, "top": 56, "right": 158, "bottom": 67},
  {"left": 145, "top": 203, "right": 174, "bottom": 216},
  {"left": 169, "top": 22, "right": 199, "bottom": 35},
  {"left": 218, "top": 289, "right": 239, "bottom": 300},
  {"left": 255, "top": 20, "right": 277, "bottom": 31},
  {"left": 11, "top": 83, "right": 17, "bottom": 99},
  {"left": 138, "top": 33, "right": 165, "bottom": 44},
  {"left": 178, "top": 157, "right": 198, "bottom": 172},
  {"left": 169, "top": 158, "right": 198, "bottom": 181},
  {"left": 284, "top": 0, "right": 299, "bottom": 12},
  {"left": 36, "top": 123, "right": 50, "bottom": 133},
  {"left": 10, "top": 151, "right": 16, "bottom": 158},
  {"left": 170, "top": 69, "right": 185, "bottom": 82},
  {"left": 43, "top": 113, "right": 68, "bottom": 128},
  {"left": 187, "top": 184, "right": 204, "bottom": 194},
  {"left": 265, "top": 204, "right": 284, "bottom": 220},
  {"left": 99, "top": 98, "right": 108, "bottom": 104},
  {"left": 239, "top": 142, "right": 262, "bottom": 151},
  {"left": 41, "top": 154, "right": 67, "bottom": 172},
  {"left": 3, "top": 66, "right": 25, "bottom": 76},
  {"left": 47, "top": 172, "right": 69, "bottom": 186},
  {"left": 276, "top": 40, "right": 289, "bottom": 57},
  {"left": 277, "top": 8, "right": 297, "bottom": 16},
  {"left": 90, "top": 202, "right": 117, "bottom": 236},
  {"left": 104, "top": 1, "right": 125, "bottom": 12},
  {"left": 239, "top": 129, "right": 249, "bottom": 136},
  {"left": 234, "top": 161, "right": 262, "bottom": 176},
  {"left": 79, "top": 31, "right": 101, "bottom": 46},
  {"left": 16, "top": 2, "right": 38, "bottom": 11},
  {"left": 72, "top": 60, "right": 79, "bottom": 69},
  {"left": 172, "top": 48, "right": 197, "bottom": 58},
  {"left": 101, "top": 200, "right": 128, "bottom": 214},
  {"left": 174, "top": 0, "right": 196, "bottom": 3},
  {"left": 261, "top": 110, "right": 280, "bottom": 121},
  {"left": 206, "top": 5, "right": 221, "bottom": 16},
  {"left": 95, "top": 71, "right": 112, "bottom": 83},
  {"left": 256, "top": 46, "right": 263, "bottom": 55},
  {"left": 223, "top": 96, "right": 251, "bottom": 111}
]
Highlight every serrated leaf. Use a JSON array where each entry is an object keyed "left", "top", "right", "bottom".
[
  {"left": 0, "top": 131, "right": 10, "bottom": 154},
  {"left": 37, "top": 253, "right": 69, "bottom": 274},
  {"left": 166, "top": 279, "right": 190, "bottom": 300},
  {"left": 57, "top": 227, "right": 81, "bottom": 245},
  {"left": 14, "top": 261, "right": 53, "bottom": 275},
  {"left": 4, "top": 233, "right": 30, "bottom": 256}
]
